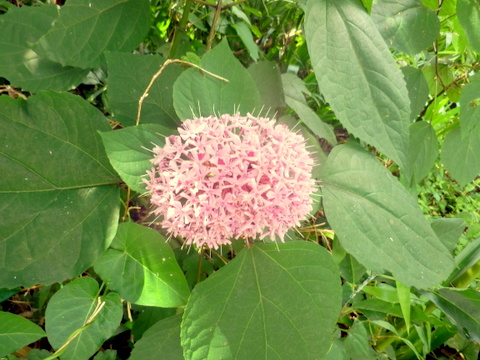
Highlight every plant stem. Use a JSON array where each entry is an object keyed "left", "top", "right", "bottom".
[
  {"left": 206, "top": 0, "right": 222, "bottom": 51},
  {"left": 169, "top": 0, "right": 193, "bottom": 59}
]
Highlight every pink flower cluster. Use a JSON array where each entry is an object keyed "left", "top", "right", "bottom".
[{"left": 144, "top": 113, "right": 316, "bottom": 249}]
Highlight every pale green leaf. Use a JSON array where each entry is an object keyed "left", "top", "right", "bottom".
[
  {"left": 130, "top": 315, "right": 183, "bottom": 360},
  {"left": 431, "top": 218, "right": 465, "bottom": 253},
  {"left": 305, "top": 0, "right": 410, "bottom": 167},
  {"left": 344, "top": 321, "right": 378, "bottom": 358},
  {"left": 396, "top": 281, "right": 411, "bottom": 332},
  {"left": 232, "top": 21, "right": 259, "bottom": 61},
  {"left": 34, "top": 0, "right": 150, "bottom": 69},
  {"left": 372, "top": 0, "right": 440, "bottom": 55},
  {"left": 321, "top": 144, "right": 455, "bottom": 288},
  {"left": 0, "top": 312, "right": 46, "bottom": 357},
  {"left": 100, "top": 124, "right": 177, "bottom": 194},
  {"left": 0, "top": 92, "right": 120, "bottom": 288},
  {"left": 457, "top": 0, "right": 480, "bottom": 53},
  {"left": 173, "top": 39, "right": 261, "bottom": 119},
  {"left": 459, "top": 78, "right": 480, "bottom": 137},
  {"left": 94, "top": 223, "right": 190, "bottom": 307},
  {"left": 401, "top": 66, "right": 429, "bottom": 120},
  {"left": 181, "top": 242, "right": 341, "bottom": 360},
  {"left": 45, "top": 277, "right": 123, "bottom": 360},
  {"left": 247, "top": 61, "right": 285, "bottom": 111}
]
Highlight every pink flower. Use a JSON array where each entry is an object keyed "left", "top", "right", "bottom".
[{"left": 144, "top": 113, "right": 316, "bottom": 249}]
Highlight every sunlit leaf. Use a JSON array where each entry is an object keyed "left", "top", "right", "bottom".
[
  {"left": 45, "top": 277, "right": 123, "bottom": 360},
  {"left": 181, "top": 242, "right": 341, "bottom": 360},
  {"left": 321, "top": 143, "right": 455, "bottom": 288},
  {"left": 459, "top": 77, "right": 480, "bottom": 137},
  {"left": 0, "top": 312, "right": 46, "bottom": 357},
  {"left": 305, "top": 0, "right": 410, "bottom": 167},
  {"left": 457, "top": 0, "right": 480, "bottom": 53},
  {"left": 34, "top": 0, "right": 150, "bottom": 69},
  {"left": 94, "top": 223, "right": 190, "bottom": 307}
]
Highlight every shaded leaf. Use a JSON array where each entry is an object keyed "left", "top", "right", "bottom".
[
  {"left": 0, "top": 5, "right": 88, "bottom": 92},
  {"left": 0, "top": 312, "right": 46, "bottom": 357},
  {"left": 305, "top": 0, "right": 410, "bottom": 167},
  {"left": 321, "top": 143, "right": 455, "bottom": 288},
  {"left": 173, "top": 39, "right": 261, "bottom": 119},
  {"left": 181, "top": 242, "right": 341, "bottom": 360},
  {"left": 0, "top": 92, "right": 120, "bottom": 288},
  {"left": 372, "top": 0, "right": 440, "bottom": 55},
  {"left": 34, "top": 0, "right": 150, "bottom": 69},
  {"left": 45, "top": 277, "right": 123, "bottom": 360},
  {"left": 339, "top": 253, "right": 366, "bottom": 284},
  {"left": 457, "top": 0, "right": 480, "bottom": 53},
  {"left": 232, "top": 21, "right": 259, "bottom": 61},
  {"left": 441, "top": 126, "right": 480, "bottom": 186},
  {"left": 94, "top": 222, "right": 190, "bottom": 307},
  {"left": 344, "top": 320, "right": 378, "bottom": 358},
  {"left": 130, "top": 315, "right": 183, "bottom": 360},
  {"left": 105, "top": 52, "right": 184, "bottom": 127},
  {"left": 247, "top": 61, "right": 285, "bottom": 112},
  {"left": 447, "top": 237, "right": 480, "bottom": 285},
  {"left": 459, "top": 77, "right": 480, "bottom": 137},
  {"left": 401, "top": 66, "right": 429, "bottom": 120},
  {"left": 424, "top": 288, "right": 480, "bottom": 343},
  {"left": 431, "top": 218, "right": 465, "bottom": 253},
  {"left": 100, "top": 124, "right": 177, "bottom": 194}
]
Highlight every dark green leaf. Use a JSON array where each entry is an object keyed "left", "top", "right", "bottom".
[
  {"left": 431, "top": 218, "right": 465, "bottom": 253},
  {"left": 459, "top": 78, "right": 480, "bottom": 137},
  {"left": 100, "top": 124, "right": 177, "bottom": 194},
  {"left": 0, "top": 92, "right": 120, "bottom": 287},
  {"left": 401, "top": 66, "right": 429, "bottom": 120},
  {"left": 441, "top": 126, "right": 480, "bottom": 186},
  {"left": 94, "top": 223, "right": 190, "bottom": 307},
  {"left": 0, "top": 312, "right": 46, "bottom": 357},
  {"left": 305, "top": 0, "right": 410, "bottom": 167},
  {"left": 424, "top": 288, "right": 480, "bottom": 343},
  {"left": 247, "top": 61, "right": 285, "bottom": 112},
  {"left": 34, "top": 0, "right": 150, "bottom": 69},
  {"left": 321, "top": 144, "right": 455, "bottom": 288},
  {"left": 372, "top": 0, "right": 440, "bottom": 55},
  {"left": 105, "top": 52, "right": 184, "bottom": 127},
  {"left": 339, "top": 254, "right": 366, "bottom": 284},
  {"left": 181, "top": 242, "right": 341, "bottom": 360},
  {"left": 0, "top": 5, "right": 88, "bottom": 92},
  {"left": 130, "top": 315, "right": 183, "bottom": 360},
  {"left": 173, "top": 39, "right": 261, "bottom": 119},
  {"left": 344, "top": 320, "right": 378, "bottom": 359},
  {"left": 457, "top": 0, "right": 480, "bottom": 53},
  {"left": 232, "top": 21, "right": 259, "bottom": 61},
  {"left": 45, "top": 277, "right": 123, "bottom": 360}
]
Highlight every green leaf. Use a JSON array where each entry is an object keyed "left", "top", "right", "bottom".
[
  {"left": 45, "top": 277, "right": 123, "bottom": 360},
  {"left": 173, "top": 39, "right": 261, "bottom": 119},
  {"left": 0, "top": 5, "right": 88, "bottom": 92},
  {"left": 247, "top": 61, "right": 285, "bottom": 112},
  {"left": 321, "top": 144, "right": 455, "bottom": 289},
  {"left": 0, "top": 92, "right": 120, "bottom": 288},
  {"left": 404, "top": 121, "right": 439, "bottom": 186},
  {"left": 431, "top": 218, "right": 465, "bottom": 253},
  {"left": 232, "top": 21, "right": 259, "bottom": 61},
  {"left": 457, "top": 0, "right": 480, "bottom": 53},
  {"left": 401, "top": 66, "right": 429, "bottom": 120},
  {"left": 447, "top": 237, "right": 480, "bottom": 285},
  {"left": 130, "top": 315, "right": 183, "bottom": 360},
  {"left": 305, "top": 0, "right": 410, "bottom": 167},
  {"left": 34, "top": 0, "right": 150, "bottom": 69},
  {"left": 441, "top": 126, "right": 480, "bottom": 186},
  {"left": 424, "top": 288, "right": 480, "bottom": 343},
  {"left": 344, "top": 320, "right": 378, "bottom": 359},
  {"left": 339, "top": 254, "right": 366, "bottom": 284},
  {"left": 372, "top": 0, "right": 440, "bottom": 55},
  {"left": 105, "top": 52, "right": 184, "bottom": 127},
  {"left": 181, "top": 242, "right": 341, "bottom": 360},
  {"left": 396, "top": 281, "right": 411, "bottom": 332},
  {"left": 281, "top": 73, "right": 337, "bottom": 145},
  {"left": 100, "top": 124, "right": 177, "bottom": 194},
  {"left": 459, "top": 78, "right": 480, "bottom": 137},
  {"left": 0, "top": 312, "right": 46, "bottom": 357},
  {"left": 94, "top": 222, "right": 190, "bottom": 307}
]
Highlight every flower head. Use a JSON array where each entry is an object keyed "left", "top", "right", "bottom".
[{"left": 144, "top": 113, "right": 316, "bottom": 249}]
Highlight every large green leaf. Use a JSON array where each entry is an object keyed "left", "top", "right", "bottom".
[
  {"left": 247, "top": 61, "right": 285, "bottom": 112},
  {"left": 0, "top": 92, "right": 120, "bottom": 287},
  {"left": 401, "top": 66, "right": 429, "bottom": 120},
  {"left": 424, "top": 288, "right": 480, "bottom": 343},
  {"left": 0, "top": 312, "right": 46, "bottom": 357},
  {"left": 94, "top": 223, "right": 190, "bottom": 307},
  {"left": 34, "top": 0, "right": 150, "bottom": 69},
  {"left": 430, "top": 218, "right": 465, "bottom": 253},
  {"left": 0, "top": 5, "right": 88, "bottom": 92},
  {"left": 45, "top": 277, "right": 123, "bottom": 360},
  {"left": 441, "top": 126, "right": 480, "bottom": 186},
  {"left": 173, "top": 39, "right": 261, "bottom": 120},
  {"left": 129, "top": 315, "right": 183, "bottom": 360},
  {"left": 105, "top": 52, "right": 184, "bottom": 127},
  {"left": 305, "top": 0, "right": 410, "bottom": 168},
  {"left": 181, "top": 242, "right": 341, "bottom": 360},
  {"left": 321, "top": 144, "right": 455, "bottom": 289},
  {"left": 372, "top": 0, "right": 440, "bottom": 55},
  {"left": 459, "top": 77, "right": 480, "bottom": 137},
  {"left": 457, "top": 0, "right": 480, "bottom": 53},
  {"left": 100, "top": 124, "right": 177, "bottom": 194}
]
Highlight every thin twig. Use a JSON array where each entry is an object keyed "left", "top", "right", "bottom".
[
  {"left": 136, "top": 59, "right": 229, "bottom": 126},
  {"left": 206, "top": 0, "right": 222, "bottom": 51}
]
